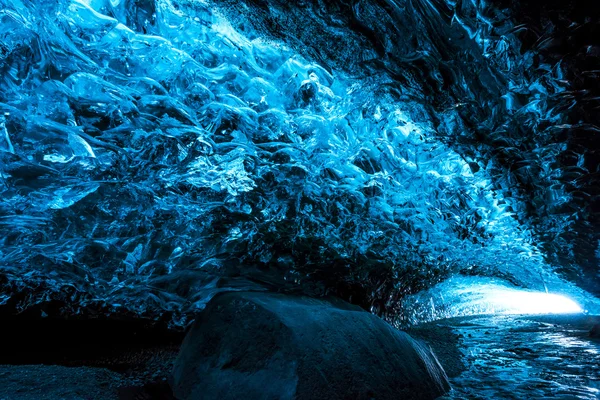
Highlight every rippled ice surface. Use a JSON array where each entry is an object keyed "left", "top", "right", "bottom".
[
  {"left": 440, "top": 314, "right": 600, "bottom": 399},
  {"left": 3, "top": 0, "right": 576, "bottom": 323}
]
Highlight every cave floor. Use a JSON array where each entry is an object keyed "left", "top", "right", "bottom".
[
  {"left": 431, "top": 314, "right": 600, "bottom": 399},
  {"left": 1, "top": 313, "right": 599, "bottom": 399}
]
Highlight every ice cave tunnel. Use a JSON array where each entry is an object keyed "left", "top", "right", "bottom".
[{"left": 0, "top": 0, "right": 599, "bottom": 398}]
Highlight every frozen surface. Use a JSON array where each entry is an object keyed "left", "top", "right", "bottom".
[
  {"left": 0, "top": 0, "right": 598, "bottom": 325},
  {"left": 438, "top": 314, "right": 600, "bottom": 399}
]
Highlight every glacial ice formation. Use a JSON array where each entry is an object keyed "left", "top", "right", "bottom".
[{"left": 0, "top": 0, "right": 598, "bottom": 326}]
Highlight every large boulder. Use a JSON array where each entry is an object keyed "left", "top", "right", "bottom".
[{"left": 171, "top": 292, "right": 450, "bottom": 400}]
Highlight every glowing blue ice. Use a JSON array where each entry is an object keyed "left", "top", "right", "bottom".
[{"left": 0, "top": 0, "right": 593, "bottom": 324}]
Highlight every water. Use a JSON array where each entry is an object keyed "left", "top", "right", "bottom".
[{"left": 439, "top": 314, "right": 600, "bottom": 399}]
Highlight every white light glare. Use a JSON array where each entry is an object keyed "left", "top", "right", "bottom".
[{"left": 485, "top": 289, "right": 583, "bottom": 315}]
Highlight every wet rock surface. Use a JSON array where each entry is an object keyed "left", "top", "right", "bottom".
[
  {"left": 408, "top": 323, "right": 466, "bottom": 379},
  {"left": 172, "top": 291, "right": 450, "bottom": 400}
]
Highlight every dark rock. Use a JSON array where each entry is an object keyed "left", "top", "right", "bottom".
[
  {"left": 590, "top": 324, "right": 600, "bottom": 338},
  {"left": 408, "top": 322, "right": 466, "bottom": 379},
  {"left": 171, "top": 292, "right": 450, "bottom": 400},
  {"left": 506, "top": 347, "right": 535, "bottom": 355}
]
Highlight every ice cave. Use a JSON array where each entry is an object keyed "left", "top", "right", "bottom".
[{"left": 0, "top": 0, "right": 599, "bottom": 398}]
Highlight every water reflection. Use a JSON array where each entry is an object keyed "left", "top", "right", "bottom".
[{"left": 439, "top": 315, "right": 600, "bottom": 399}]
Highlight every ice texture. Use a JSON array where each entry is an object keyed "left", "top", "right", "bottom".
[
  {"left": 401, "top": 276, "right": 600, "bottom": 326},
  {"left": 0, "top": 0, "right": 597, "bottom": 325}
]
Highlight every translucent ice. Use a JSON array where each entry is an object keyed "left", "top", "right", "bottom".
[{"left": 0, "top": 0, "right": 595, "bottom": 325}]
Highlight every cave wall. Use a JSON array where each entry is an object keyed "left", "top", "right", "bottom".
[{"left": 0, "top": 0, "right": 597, "bottom": 325}]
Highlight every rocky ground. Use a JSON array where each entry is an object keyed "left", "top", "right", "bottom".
[
  {"left": 2, "top": 312, "right": 599, "bottom": 399},
  {"left": 0, "top": 315, "right": 182, "bottom": 400},
  {"left": 0, "top": 294, "right": 454, "bottom": 400},
  {"left": 0, "top": 365, "right": 122, "bottom": 400}
]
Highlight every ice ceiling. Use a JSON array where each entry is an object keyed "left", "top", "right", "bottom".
[{"left": 0, "top": 0, "right": 598, "bottom": 326}]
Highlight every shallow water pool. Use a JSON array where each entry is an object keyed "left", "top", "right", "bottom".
[{"left": 438, "top": 314, "right": 600, "bottom": 399}]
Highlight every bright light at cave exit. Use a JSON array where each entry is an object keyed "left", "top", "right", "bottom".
[{"left": 485, "top": 288, "right": 583, "bottom": 314}]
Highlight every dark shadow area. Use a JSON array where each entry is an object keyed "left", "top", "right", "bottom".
[
  {"left": 0, "top": 309, "right": 184, "bottom": 400},
  {"left": 0, "top": 314, "right": 183, "bottom": 368}
]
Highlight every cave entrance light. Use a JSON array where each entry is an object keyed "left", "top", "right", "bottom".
[{"left": 483, "top": 287, "right": 583, "bottom": 315}]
